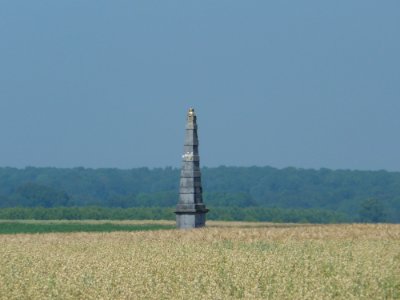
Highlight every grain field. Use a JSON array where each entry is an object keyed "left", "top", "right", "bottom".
[{"left": 0, "top": 222, "right": 399, "bottom": 299}]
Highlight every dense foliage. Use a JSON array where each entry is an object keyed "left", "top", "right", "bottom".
[
  {"left": 0, "top": 207, "right": 348, "bottom": 224},
  {"left": 0, "top": 221, "right": 174, "bottom": 234},
  {"left": 0, "top": 166, "right": 399, "bottom": 222}
]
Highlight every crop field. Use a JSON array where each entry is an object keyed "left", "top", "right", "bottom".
[{"left": 0, "top": 221, "right": 399, "bottom": 299}]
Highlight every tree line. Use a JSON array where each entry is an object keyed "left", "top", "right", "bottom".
[
  {"left": 0, "top": 207, "right": 348, "bottom": 223},
  {"left": 0, "top": 166, "right": 398, "bottom": 222}
]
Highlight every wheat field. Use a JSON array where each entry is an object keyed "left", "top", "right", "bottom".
[{"left": 0, "top": 222, "right": 399, "bottom": 299}]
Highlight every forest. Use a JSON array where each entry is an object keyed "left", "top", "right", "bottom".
[{"left": 0, "top": 166, "right": 398, "bottom": 223}]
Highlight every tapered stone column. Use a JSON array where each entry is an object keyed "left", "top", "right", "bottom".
[{"left": 175, "top": 108, "right": 209, "bottom": 229}]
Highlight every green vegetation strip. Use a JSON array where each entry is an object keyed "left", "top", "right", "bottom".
[{"left": 0, "top": 222, "right": 175, "bottom": 234}]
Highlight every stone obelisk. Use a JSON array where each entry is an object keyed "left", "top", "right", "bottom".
[{"left": 175, "top": 108, "right": 209, "bottom": 229}]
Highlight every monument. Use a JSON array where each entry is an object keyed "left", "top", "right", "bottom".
[{"left": 175, "top": 108, "right": 209, "bottom": 229}]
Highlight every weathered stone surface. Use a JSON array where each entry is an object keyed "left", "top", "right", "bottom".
[
  {"left": 176, "top": 213, "right": 206, "bottom": 229},
  {"left": 175, "top": 108, "right": 209, "bottom": 229}
]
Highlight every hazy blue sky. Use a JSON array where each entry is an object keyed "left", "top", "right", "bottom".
[{"left": 0, "top": 1, "right": 399, "bottom": 171}]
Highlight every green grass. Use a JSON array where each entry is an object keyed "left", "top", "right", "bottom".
[{"left": 0, "top": 222, "right": 175, "bottom": 234}]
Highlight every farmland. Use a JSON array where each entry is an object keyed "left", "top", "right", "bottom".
[{"left": 0, "top": 221, "right": 399, "bottom": 299}]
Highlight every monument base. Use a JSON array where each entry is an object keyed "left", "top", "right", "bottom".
[{"left": 175, "top": 211, "right": 208, "bottom": 229}]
